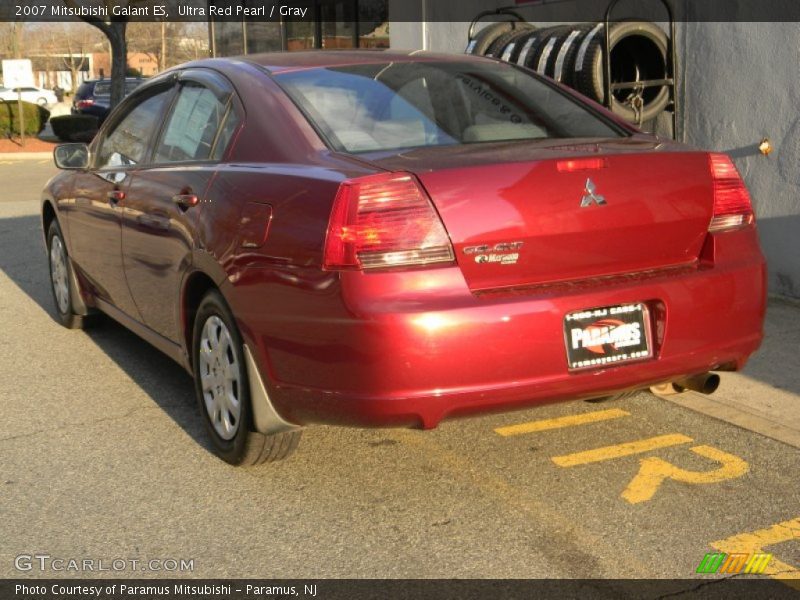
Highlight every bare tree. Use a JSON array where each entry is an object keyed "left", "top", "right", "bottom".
[
  {"left": 171, "top": 24, "right": 210, "bottom": 63},
  {"left": 0, "top": 23, "right": 22, "bottom": 59},
  {"left": 128, "top": 21, "right": 168, "bottom": 72},
  {"left": 9, "top": 23, "right": 26, "bottom": 58},
  {"left": 51, "top": 24, "right": 93, "bottom": 93},
  {"left": 128, "top": 21, "right": 206, "bottom": 72},
  {"left": 62, "top": 0, "right": 149, "bottom": 108}
]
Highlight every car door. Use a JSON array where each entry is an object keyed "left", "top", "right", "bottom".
[
  {"left": 121, "top": 69, "right": 241, "bottom": 342},
  {"left": 67, "top": 84, "right": 175, "bottom": 319}
]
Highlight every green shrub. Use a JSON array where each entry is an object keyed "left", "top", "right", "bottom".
[
  {"left": 50, "top": 114, "right": 100, "bottom": 143},
  {"left": 0, "top": 100, "right": 50, "bottom": 136}
]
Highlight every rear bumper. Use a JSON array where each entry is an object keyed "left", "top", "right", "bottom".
[{"left": 234, "top": 230, "right": 767, "bottom": 429}]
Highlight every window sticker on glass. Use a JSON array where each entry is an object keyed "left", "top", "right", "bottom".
[{"left": 156, "top": 85, "right": 228, "bottom": 162}]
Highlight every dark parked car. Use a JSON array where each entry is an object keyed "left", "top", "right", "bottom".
[
  {"left": 43, "top": 51, "right": 765, "bottom": 466},
  {"left": 72, "top": 78, "right": 145, "bottom": 121}
]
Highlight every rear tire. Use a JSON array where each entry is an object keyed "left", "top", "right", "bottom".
[
  {"left": 192, "top": 290, "right": 301, "bottom": 466},
  {"left": 47, "top": 220, "right": 84, "bottom": 329}
]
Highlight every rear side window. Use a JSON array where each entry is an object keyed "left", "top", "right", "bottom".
[
  {"left": 93, "top": 80, "right": 143, "bottom": 97},
  {"left": 276, "top": 61, "right": 622, "bottom": 153},
  {"left": 95, "top": 90, "right": 172, "bottom": 168},
  {"left": 154, "top": 83, "right": 235, "bottom": 163}
]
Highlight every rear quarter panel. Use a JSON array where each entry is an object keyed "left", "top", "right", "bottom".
[{"left": 198, "top": 158, "right": 379, "bottom": 393}]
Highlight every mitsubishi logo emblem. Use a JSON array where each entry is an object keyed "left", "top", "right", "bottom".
[{"left": 580, "top": 178, "right": 607, "bottom": 207}]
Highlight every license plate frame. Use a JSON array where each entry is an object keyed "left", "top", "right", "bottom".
[{"left": 564, "top": 303, "right": 653, "bottom": 371}]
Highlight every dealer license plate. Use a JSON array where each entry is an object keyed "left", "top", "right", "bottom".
[{"left": 564, "top": 303, "right": 652, "bottom": 370}]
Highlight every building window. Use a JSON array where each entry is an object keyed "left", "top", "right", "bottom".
[{"left": 211, "top": 0, "right": 388, "bottom": 57}]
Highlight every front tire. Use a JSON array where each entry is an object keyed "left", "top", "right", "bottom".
[
  {"left": 192, "top": 290, "right": 300, "bottom": 466},
  {"left": 47, "top": 220, "right": 84, "bottom": 329}
]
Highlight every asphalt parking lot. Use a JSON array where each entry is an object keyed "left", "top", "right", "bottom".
[{"left": 0, "top": 160, "right": 798, "bottom": 587}]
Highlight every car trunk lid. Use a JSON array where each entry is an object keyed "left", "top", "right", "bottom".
[{"left": 354, "top": 138, "right": 713, "bottom": 291}]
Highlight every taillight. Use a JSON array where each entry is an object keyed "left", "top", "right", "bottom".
[
  {"left": 708, "top": 153, "right": 754, "bottom": 232},
  {"left": 76, "top": 99, "right": 94, "bottom": 109},
  {"left": 323, "top": 172, "right": 454, "bottom": 270},
  {"left": 556, "top": 157, "right": 608, "bottom": 172}
]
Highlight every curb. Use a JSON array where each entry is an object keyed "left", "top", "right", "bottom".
[{"left": 663, "top": 390, "right": 800, "bottom": 450}]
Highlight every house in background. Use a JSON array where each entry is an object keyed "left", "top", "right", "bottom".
[
  {"left": 92, "top": 52, "right": 160, "bottom": 78},
  {"left": 22, "top": 52, "right": 159, "bottom": 92},
  {"left": 29, "top": 53, "right": 91, "bottom": 90}
]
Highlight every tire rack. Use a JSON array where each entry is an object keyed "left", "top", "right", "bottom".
[{"left": 467, "top": 0, "right": 679, "bottom": 140}]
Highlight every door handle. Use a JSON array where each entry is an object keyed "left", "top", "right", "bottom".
[
  {"left": 107, "top": 189, "right": 125, "bottom": 204},
  {"left": 172, "top": 193, "right": 199, "bottom": 210}
]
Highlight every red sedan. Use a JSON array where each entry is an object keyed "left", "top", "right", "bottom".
[{"left": 43, "top": 51, "right": 765, "bottom": 466}]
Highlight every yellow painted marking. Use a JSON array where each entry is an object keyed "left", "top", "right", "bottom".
[
  {"left": 552, "top": 433, "right": 693, "bottom": 467},
  {"left": 621, "top": 444, "right": 749, "bottom": 504},
  {"left": 712, "top": 517, "right": 800, "bottom": 588},
  {"left": 495, "top": 408, "right": 630, "bottom": 437}
]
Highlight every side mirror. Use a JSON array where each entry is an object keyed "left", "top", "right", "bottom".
[{"left": 54, "top": 143, "right": 90, "bottom": 170}]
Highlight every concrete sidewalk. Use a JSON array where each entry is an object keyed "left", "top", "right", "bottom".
[{"left": 663, "top": 296, "right": 800, "bottom": 448}]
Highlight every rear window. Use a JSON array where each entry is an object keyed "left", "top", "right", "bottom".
[
  {"left": 275, "top": 61, "right": 623, "bottom": 154},
  {"left": 93, "top": 80, "right": 143, "bottom": 96},
  {"left": 75, "top": 82, "right": 95, "bottom": 98}
]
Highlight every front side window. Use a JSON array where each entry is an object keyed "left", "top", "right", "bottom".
[
  {"left": 96, "top": 90, "right": 172, "bottom": 168},
  {"left": 275, "top": 61, "right": 623, "bottom": 154},
  {"left": 154, "top": 84, "right": 234, "bottom": 163}
]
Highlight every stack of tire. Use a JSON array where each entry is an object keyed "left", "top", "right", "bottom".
[{"left": 466, "top": 21, "right": 672, "bottom": 134}]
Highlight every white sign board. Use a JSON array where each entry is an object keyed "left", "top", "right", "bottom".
[{"left": 2, "top": 59, "right": 35, "bottom": 89}]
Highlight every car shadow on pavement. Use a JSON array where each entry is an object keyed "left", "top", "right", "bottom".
[{"left": 0, "top": 214, "right": 215, "bottom": 456}]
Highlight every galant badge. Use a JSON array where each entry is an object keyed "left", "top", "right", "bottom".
[{"left": 580, "top": 178, "right": 607, "bottom": 207}]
